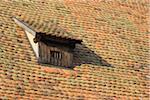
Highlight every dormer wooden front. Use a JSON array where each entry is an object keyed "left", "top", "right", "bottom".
[
  {"left": 38, "top": 42, "right": 73, "bottom": 67},
  {"left": 33, "top": 33, "right": 82, "bottom": 67},
  {"left": 35, "top": 34, "right": 77, "bottom": 67}
]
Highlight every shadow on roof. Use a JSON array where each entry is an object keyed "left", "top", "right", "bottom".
[{"left": 72, "top": 44, "right": 113, "bottom": 68}]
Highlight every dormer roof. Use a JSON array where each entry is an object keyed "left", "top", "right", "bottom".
[{"left": 12, "top": 17, "right": 82, "bottom": 44}]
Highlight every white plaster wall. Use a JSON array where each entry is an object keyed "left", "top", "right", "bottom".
[{"left": 25, "top": 30, "right": 39, "bottom": 58}]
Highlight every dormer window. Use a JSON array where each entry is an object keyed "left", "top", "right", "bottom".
[{"left": 13, "top": 17, "right": 82, "bottom": 67}]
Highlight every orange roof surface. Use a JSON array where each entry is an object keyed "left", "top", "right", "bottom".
[
  {"left": 13, "top": 17, "right": 82, "bottom": 42},
  {"left": 0, "top": 0, "right": 149, "bottom": 99}
]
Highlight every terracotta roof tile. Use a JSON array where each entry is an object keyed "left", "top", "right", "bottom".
[
  {"left": 15, "top": 17, "right": 82, "bottom": 42},
  {"left": 0, "top": 0, "right": 149, "bottom": 99}
]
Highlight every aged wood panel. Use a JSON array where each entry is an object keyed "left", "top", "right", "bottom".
[
  {"left": 50, "top": 47, "right": 54, "bottom": 65},
  {"left": 38, "top": 41, "right": 74, "bottom": 67},
  {"left": 43, "top": 42, "right": 47, "bottom": 63},
  {"left": 58, "top": 51, "right": 62, "bottom": 66},
  {"left": 38, "top": 42, "right": 41, "bottom": 62},
  {"left": 69, "top": 52, "right": 73, "bottom": 66},
  {"left": 44, "top": 42, "right": 47, "bottom": 63},
  {"left": 47, "top": 46, "right": 50, "bottom": 63},
  {"left": 53, "top": 49, "right": 57, "bottom": 65},
  {"left": 66, "top": 51, "right": 69, "bottom": 66},
  {"left": 63, "top": 51, "right": 67, "bottom": 67}
]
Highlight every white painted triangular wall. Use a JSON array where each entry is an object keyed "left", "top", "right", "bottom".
[{"left": 25, "top": 30, "right": 39, "bottom": 58}]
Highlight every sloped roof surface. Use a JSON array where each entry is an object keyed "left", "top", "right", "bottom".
[
  {"left": 0, "top": 0, "right": 149, "bottom": 99},
  {"left": 13, "top": 17, "right": 82, "bottom": 42}
]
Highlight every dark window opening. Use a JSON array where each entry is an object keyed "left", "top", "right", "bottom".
[{"left": 51, "top": 51, "right": 62, "bottom": 60}]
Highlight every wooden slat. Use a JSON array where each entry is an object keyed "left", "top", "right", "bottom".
[
  {"left": 61, "top": 52, "right": 64, "bottom": 67},
  {"left": 69, "top": 52, "right": 73, "bottom": 67},
  {"left": 40, "top": 42, "right": 44, "bottom": 62},
  {"left": 45, "top": 43, "right": 48, "bottom": 63},
  {"left": 55, "top": 49, "right": 58, "bottom": 66},
  {"left": 54, "top": 48, "right": 57, "bottom": 65},
  {"left": 53, "top": 49, "right": 56, "bottom": 65},
  {"left": 64, "top": 51, "right": 68, "bottom": 67},
  {"left": 47, "top": 46, "right": 50, "bottom": 63},
  {"left": 56, "top": 51, "right": 58, "bottom": 66},
  {"left": 42, "top": 42, "right": 44, "bottom": 62},
  {"left": 40, "top": 42, "right": 43, "bottom": 62},
  {"left": 38, "top": 42, "right": 41, "bottom": 62},
  {"left": 50, "top": 47, "right": 53, "bottom": 65},
  {"left": 58, "top": 51, "right": 61, "bottom": 66},
  {"left": 43, "top": 42, "right": 46, "bottom": 63},
  {"left": 67, "top": 52, "right": 69, "bottom": 67},
  {"left": 48, "top": 46, "right": 51, "bottom": 64}
]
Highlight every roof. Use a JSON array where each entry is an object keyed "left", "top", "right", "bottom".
[
  {"left": 0, "top": 0, "right": 149, "bottom": 99},
  {"left": 12, "top": 17, "right": 82, "bottom": 43}
]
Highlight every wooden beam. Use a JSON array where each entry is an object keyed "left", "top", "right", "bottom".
[
  {"left": 38, "top": 33, "right": 82, "bottom": 45},
  {"left": 40, "top": 36, "right": 76, "bottom": 49},
  {"left": 12, "top": 17, "right": 36, "bottom": 36}
]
